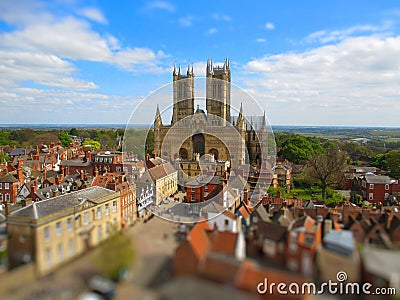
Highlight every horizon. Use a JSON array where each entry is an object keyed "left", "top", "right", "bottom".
[
  {"left": 2, "top": 1, "right": 400, "bottom": 126},
  {"left": 1, "top": 123, "right": 400, "bottom": 129}
]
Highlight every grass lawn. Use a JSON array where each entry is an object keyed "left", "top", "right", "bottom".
[{"left": 267, "top": 186, "right": 343, "bottom": 205}]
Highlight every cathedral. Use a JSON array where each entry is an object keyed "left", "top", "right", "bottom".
[{"left": 153, "top": 58, "right": 269, "bottom": 172}]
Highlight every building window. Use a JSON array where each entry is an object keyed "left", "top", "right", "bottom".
[
  {"left": 116, "top": 167, "right": 121, "bottom": 172},
  {"left": 57, "top": 243, "right": 63, "bottom": 262},
  {"left": 205, "top": 185, "right": 208, "bottom": 191},
  {"left": 68, "top": 238, "right": 74, "bottom": 256},
  {"left": 83, "top": 212, "right": 89, "bottom": 225},
  {"left": 112, "top": 201, "right": 117, "bottom": 213},
  {"left": 56, "top": 221, "right": 62, "bottom": 236},
  {"left": 67, "top": 218, "right": 73, "bottom": 232},
  {"left": 385, "top": 193, "right": 389, "bottom": 199},
  {"left": 191, "top": 187, "right": 195, "bottom": 192},
  {"left": 45, "top": 248, "right": 52, "bottom": 267},
  {"left": 369, "top": 193, "right": 374, "bottom": 200},
  {"left": 289, "top": 231, "right": 298, "bottom": 253},
  {"left": 19, "top": 234, "right": 26, "bottom": 243},
  {"left": 98, "top": 225, "right": 102, "bottom": 241},
  {"left": 369, "top": 184, "right": 374, "bottom": 190},
  {"left": 106, "top": 222, "right": 110, "bottom": 236},
  {"left": 44, "top": 226, "right": 50, "bottom": 242},
  {"left": 105, "top": 203, "right": 110, "bottom": 215},
  {"left": 97, "top": 207, "right": 102, "bottom": 219},
  {"left": 4, "top": 183, "right": 9, "bottom": 189},
  {"left": 385, "top": 184, "right": 389, "bottom": 190},
  {"left": 0, "top": 194, "right": 2, "bottom": 202},
  {"left": 5, "top": 194, "right": 10, "bottom": 201},
  {"left": 191, "top": 194, "right": 195, "bottom": 201},
  {"left": 0, "top": 183, "right": 2, "bottom": 189}
]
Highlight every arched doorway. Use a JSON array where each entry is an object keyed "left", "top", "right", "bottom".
[
  {"left": 192, "top": 134, "right": 205, "bottom": 156},
  {"left": 209, "top": 148, "right": 219, "bottom": 160},
  {"left": 179, "top": 148, "right": 188, "bottom": 159}
]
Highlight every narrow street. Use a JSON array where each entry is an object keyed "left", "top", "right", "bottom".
[{"left": 0, "top": 215, "right": 179, "bottom": 300}]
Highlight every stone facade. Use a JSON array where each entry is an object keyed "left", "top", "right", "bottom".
[{"left": 154, "top": 58, "right": 269, "bottom": 171}]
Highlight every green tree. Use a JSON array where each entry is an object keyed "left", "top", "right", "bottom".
[
  {"left": 58, "top": 131, "right": 72, "bottom": 147},
  {"left": 83, "top": 139, "right": 101, "bottom": 150},
  {"left": 69, "top": 128, "right": 79, "bottom": 136},
  {"left": 279, "top": 135, "right": 323, "bottom": 164},
  {"left": 386, "top": 150, "right": 400, "bottom": 179},
  {"left": 0, "top": 131, "right": 11, "bottom": 146},
  {"left": 371, "top": 153, "right": 387, "bottom": 170},
  {"left": 94, "top": 231, "right": 135, "bottom": 281},
  {"left": 0, "top": 149, "right": 10, "bottom": 163},
  {"left": 304, "top": 146, "right": 348, "bottom": 200}
]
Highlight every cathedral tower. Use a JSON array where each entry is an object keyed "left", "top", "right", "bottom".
[
  {"left": 172, "top": 64, "right": 194, "bottom": 125},
  {"left": 206, "top": 58, "right": 231, "bottom": 126}
]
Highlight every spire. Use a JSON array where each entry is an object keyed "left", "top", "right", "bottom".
[
  {"left": 178, "top": 65, "right": 181, "bottom": 76},
  {"left": 191, "top": 64, "right": 194, "bottom": 74},
  {"left": 173, "top": 63, "right": 177, "bottom": 75},
  {"left": 187, "top": 63, "right": 191, "bottom": 75},
  {"left": 226, "top": 57, "right": 230, "bottom": 68},
  {"left": 223, "top": 58, "right": 227, "bottom": 73},
  {"left": 262, "top": 111, "right": 266, "bottom": 127},
  {"left": 155, "top": 105, "right": 162, "bottom": 126},
  {"left": 207, "top": 57, "right": 213, "bottom": 75}
]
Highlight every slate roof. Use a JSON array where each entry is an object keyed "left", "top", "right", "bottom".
[
  {"left": 60, "top": 160, "right": 93, "bottom": 167},
  {"left": 258, "top": 221, "right": 287, "bottom": 242},
  {"left": 185, "top": 175, "right": 220, "bottom": 187},
  {"left": 0, "top": 173, "right": 19, "bottom": 183},
  {"left": 9, "top": 148, "right": 35, "bottom": 156},
  {"left": 10, "top": 186, "right": 115, "bottom": 220},
  {"left": 364, "top": 174, "right": 392, "bottom": 184},
  {"left": 323, "top": 230, "right": 355, "bottom": 256}
]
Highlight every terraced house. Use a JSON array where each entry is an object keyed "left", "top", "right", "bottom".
[{"left": 7, "top": 186, "right": 121, "bottom": 276}]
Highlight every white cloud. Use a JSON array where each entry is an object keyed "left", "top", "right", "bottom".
[
  {"left": 0, "top": 50, "right": 97, "bottom": 90},
  {"left": 0, "top": 17, "right": 112, "bottom": 61},
  {"left": 255, "top": 38, "right": 266, "bottom": 43},
  {"left": 77, "top": 7, "right": 107, "bottom": 24},
  {"left": 243, "top": 35, "right": 400, "bottom": 126},
  {"left": 212, "top": 13, "right": 231, "bottom": 22},
  {"left": 179, "top": 15, "right": 194, "bottom": 27},
  {"left": 265, "top": 22, "right": 275, "bottom": 30},
  {"left": 305, "top": 24, "right": 390, "bottom": 44},
  {"left": 0, "top": 87, "right": 137, "bottom": 123},
  {"left": 0, "top": 2, "right": 170, "bottom": 93},
  {"left": 145, "top": 1, "right": 175, "bottom": 12},
  {"left": 206, "top": 28, "right": 218, "bottom": 35}
]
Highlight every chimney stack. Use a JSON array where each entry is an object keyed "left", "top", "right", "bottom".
[
  {"left": 17, "top": 158, "right": 24, "bottom": 185},
  {"left": 94, "top": 167, "right": 99, "bottom": 177}
]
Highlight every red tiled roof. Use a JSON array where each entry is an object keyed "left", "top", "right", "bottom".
[
  {"left": 148, "top": 162, "right": 176, "bottom": 180},
  {"left": 187, "top": 221, "right": 212, "bottom": 260},
  {"left": 207, "top": 231, "right": 238, "bottom": 255}
]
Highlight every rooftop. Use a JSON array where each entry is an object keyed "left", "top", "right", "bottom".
[{"left": 10, "top": 186, "right": 115, "bottom": 220}]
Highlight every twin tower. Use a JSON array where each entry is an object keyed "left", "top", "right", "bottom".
[
  {"left": 154, "top": 57, "right": 268, "bottom": 168},
  {"left": 171, "top": 57, "right": 231, "bottom": 126}
]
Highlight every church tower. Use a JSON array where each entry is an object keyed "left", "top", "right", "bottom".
[
  {"left": 206, "top": 58, "right": 231, "bottom": 126},
  {"left": 172, "top": 64, "right": 194, "bottom": 125}
]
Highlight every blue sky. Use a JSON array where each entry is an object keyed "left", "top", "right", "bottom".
[{"left": 1, "top": 0, "right": 400, "bottom": 126}]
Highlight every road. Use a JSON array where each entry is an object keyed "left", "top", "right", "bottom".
[{"left": 0, "top": 215, "right": 179, "bottom": 300}]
